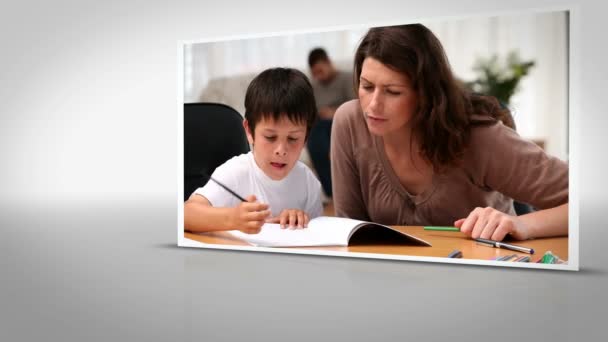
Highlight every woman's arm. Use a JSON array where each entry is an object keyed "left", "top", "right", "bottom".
[
  {"left": 457, "top": 122, "right": 569, "bottom": 240},
  {"left": 456, "top": 203, "right": 568, "bottom": 241},
  {"left": 519, "top": 203, "right": 568, "bottom": 238},
  {"left": 330, "top": 102, "right": 370, "bottom": 220}
]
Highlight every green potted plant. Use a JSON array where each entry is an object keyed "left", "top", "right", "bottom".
[{"left": 466, "top": 51, "right": 535, "bottom": 107}]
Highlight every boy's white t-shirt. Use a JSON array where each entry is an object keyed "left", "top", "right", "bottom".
[{"left": 194, "top": 152, "right": 323, "bottom": 218}]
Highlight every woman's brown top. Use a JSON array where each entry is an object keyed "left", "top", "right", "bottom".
[{"left": 330, "top": 100, "right": 568, "bottom": 225}]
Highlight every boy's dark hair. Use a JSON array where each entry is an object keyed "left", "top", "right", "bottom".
[
  {"left": 244, "top": 67, "right": 318, "bottom": 139},
  {"left": 308, "top": 48, "right": 330, "bottom": 68}
]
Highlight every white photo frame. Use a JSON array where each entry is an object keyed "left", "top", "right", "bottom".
[{"left": 177, "top": 7, "right": 578, "bottom": 271}]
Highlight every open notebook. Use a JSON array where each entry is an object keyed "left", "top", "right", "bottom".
[{"left": 228, "top": 216, "right": 432, "bottom": 248}]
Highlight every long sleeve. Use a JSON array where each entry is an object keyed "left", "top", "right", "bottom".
[
  {"left": 465, "top": 119, "right": 568, "bottom": 210},
  {"left": 330, "top": 101, "right": 370, "bottom": 220}
]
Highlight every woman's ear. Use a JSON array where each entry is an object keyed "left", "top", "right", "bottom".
[{"left": 243, "top": 119, "right": 254, "bottom": 145}]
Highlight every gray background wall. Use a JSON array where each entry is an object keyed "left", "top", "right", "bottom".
[{"left": 1, "top": 0, "right": 606, "bottom": 341}]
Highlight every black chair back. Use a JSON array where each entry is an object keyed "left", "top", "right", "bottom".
[{"left": 184, "top": 103, "right": 250, "bottom": 201}]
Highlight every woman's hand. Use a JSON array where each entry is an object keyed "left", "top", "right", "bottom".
[
  {"left": 454, "top": 207, "right": 531, "bottom": 241},
  {"left": 266, "top": 209, "right": 310, "bottom": 229}
]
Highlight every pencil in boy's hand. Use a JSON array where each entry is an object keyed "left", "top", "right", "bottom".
[{"left": 203, "top": 172, "right": 247, "bottom": 202}]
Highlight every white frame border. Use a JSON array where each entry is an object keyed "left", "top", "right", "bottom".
[{"left": 176, "top": 5, "right": 579, "bottom": 271}]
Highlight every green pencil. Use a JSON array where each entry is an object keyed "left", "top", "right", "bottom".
[{"left": 423, "top": 226, "right": 460, "bottom": 232}]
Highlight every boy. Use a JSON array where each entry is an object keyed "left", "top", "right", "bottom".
[{"left": 184, "top": 68, "right": 323, "bottom": 234}]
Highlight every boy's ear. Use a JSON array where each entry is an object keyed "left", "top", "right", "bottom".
[{"left": 243, "top": 119, "right": 254, "bottom": 145}]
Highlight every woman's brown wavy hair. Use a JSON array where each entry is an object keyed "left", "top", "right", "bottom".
[{"left": 353, "top": 23, "right": 514, "bottom": 170}]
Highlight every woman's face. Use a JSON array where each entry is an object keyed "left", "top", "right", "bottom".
[{"left": 358, "top": 57, "right": 418, "bottom": 137}]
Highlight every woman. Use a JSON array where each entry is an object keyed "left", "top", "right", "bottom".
[{"left": 330, "top": 24, "right": 568, "bottom": 241}]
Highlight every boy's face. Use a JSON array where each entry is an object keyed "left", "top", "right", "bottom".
[{"left": 244, "top": 116, "right": 307, "bottom": 181}]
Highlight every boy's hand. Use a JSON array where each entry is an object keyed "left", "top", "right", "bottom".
[
  {"left": 231, "top": 195, "right": 271, "bottom": 234},
  {"left": 266, "top": 209, "right": 310, "bottom": 229}
]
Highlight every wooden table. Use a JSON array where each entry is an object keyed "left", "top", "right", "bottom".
[{"left": 184, "top": 226, "right": 568, "bottom": 263}]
